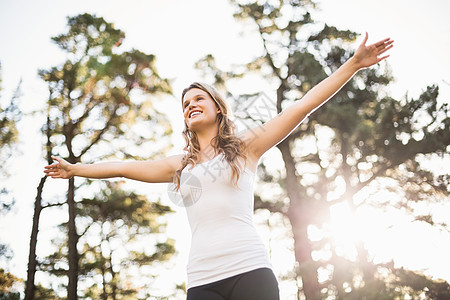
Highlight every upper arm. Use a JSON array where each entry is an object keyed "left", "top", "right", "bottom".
[
  {"left": 119, "top": 154, "right": 184, "bottom": 183},
  {"left": 241, "top": 100, "right": 309, "bottom": 160}
]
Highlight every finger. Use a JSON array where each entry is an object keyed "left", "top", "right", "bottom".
[
  {"left": 50, "top": 172, "right": 63, "bottom": 178},
  {"left": 45, "top": 162, "right": 59, "bottom": 168},
  {"left": 362, "top": 32, "right": 369, "bottom": 46},
  {"left": 51, "top": 156, "right": 62, "bottom": 163},
  {"left": 44, "top": 163, "right": 58, "bottom": 170},
  {"left": 44, "top": 169, "right": 60, "bottom": 175},
  {"left": 377, "top": 54, "right": 390, "bottom": 63},
  {"left": 44, "top": 171, "right": 55, "bottom": 177},
  {"left": 374, "top": 37, "right": 391, "bottom": 47},
  {"left": 377, "top": 40, "right": 394, "bottom": 50},
  {"left": 44, "top": 168, "right": 54, "bottom": 174},
  {"left": 378, "top": 44, "right": 394, "bottom": 55}
]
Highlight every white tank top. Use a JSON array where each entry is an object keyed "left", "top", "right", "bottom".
[{"left": 179, "top": 153, "right": 272, "bottom": 289}]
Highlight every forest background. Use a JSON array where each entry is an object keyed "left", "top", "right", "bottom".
[{"left": 0, "top": 0, "right": 449, "bottom": 299}]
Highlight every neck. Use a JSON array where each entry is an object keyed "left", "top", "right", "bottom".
[{"left": 195, "top": 125, "right": 219, "bottom": 160}]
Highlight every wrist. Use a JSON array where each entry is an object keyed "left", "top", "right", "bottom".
[
  {"left": 68, "top": 163, "right": 78, "bottom": 177},
  {"left": 346, "top": 56, "right": 363, "bottom": 73}
]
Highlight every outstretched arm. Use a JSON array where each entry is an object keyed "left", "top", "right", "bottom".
[
  {"left": 243, "top": 33, "right": 393, "bottom": 160},
  {"left": 44, "top": 155, "right": 184, "bottom": 183}
]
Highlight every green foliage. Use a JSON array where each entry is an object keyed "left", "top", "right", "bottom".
[
  {"left": 0, "top": 269, "right": 21, "bottom": 300},
  {"left": 33, "top": 284, "right": 64, "bottom": 300},
  {"left": 0, "top": 244, "right": 13, "bottom": 272},
  {"left": 392, "top": 268, "right": 450, "bottom": 299},
  {"left": 52, "top": 13, "right": 124, "bottom": 57},
  {"left": 78, "top": 181, "right": 173, "bottom": 228}
]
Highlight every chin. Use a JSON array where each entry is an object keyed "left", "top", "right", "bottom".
[{"left": 187, "top": 121, "right": 201, "bottom": 131}]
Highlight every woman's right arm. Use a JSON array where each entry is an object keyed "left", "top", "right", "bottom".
[{"left": 44, "top": 155, "right": 184, "bottom": 183}]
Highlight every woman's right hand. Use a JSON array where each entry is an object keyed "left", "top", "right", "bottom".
[{"left": 44, "top": 156, "right": 74, "bottom": 179}]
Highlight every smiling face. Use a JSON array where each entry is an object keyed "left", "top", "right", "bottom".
[{"left": 183, "top": 88, "right": 221, "bottom": 132}]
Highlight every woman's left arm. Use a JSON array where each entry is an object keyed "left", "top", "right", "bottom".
[{"left": 243, "top": 33, "right": 393, "bottom": 160}]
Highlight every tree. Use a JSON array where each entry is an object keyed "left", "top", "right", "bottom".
[
  {"left": 25, "top": 13, "right": 173, "bottom": 300},
  {"left": 40, "top": 181, "right": 175, "bottom": 299},
  {"left": 0, "top": 67, "right": 22, "bottom": 298},
  {"left": 197, "top": 0, "right": 449, "bottom": 298}
]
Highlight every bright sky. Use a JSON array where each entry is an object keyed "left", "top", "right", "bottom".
[{"left": 0, "top": 0, "right": 449, "bottom": 298}]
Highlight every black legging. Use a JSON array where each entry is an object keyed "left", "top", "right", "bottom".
[{"left": 187, "top": 268, "right": 280, "bottom": 300}]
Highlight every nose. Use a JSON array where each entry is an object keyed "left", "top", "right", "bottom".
[{"left": 187, "top": 101, "right": 198, "bottom": 111}]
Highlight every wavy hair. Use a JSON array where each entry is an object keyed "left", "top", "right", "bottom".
[{"left": 174, "top": 82, "right": 247, "bottom": 189}]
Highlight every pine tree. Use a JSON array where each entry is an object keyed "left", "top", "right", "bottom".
[{"left": 25, "top": 13, "right": 173, "bottom": 300}]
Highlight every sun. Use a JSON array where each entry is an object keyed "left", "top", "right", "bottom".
[
  {"left": 328, "top": 202, "right": 362, "bottom": 259},
  {"left": 326, "top": 200, "right": 401, "bottom": 261}
]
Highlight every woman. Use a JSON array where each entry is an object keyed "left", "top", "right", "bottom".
[{"left": 44, "top": 33, "right": 393, "bottom": 299}]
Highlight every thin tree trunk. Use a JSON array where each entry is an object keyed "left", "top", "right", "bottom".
[
  {"left": 67, "top": 177, "right": 79, "bottom": 300},
  {"left": 101, "top": 259, "right": 107, "bottom": 300},
  {"left": 100, "top": 227, "right": 108, "bottom": 300},
  {"left": 24, "top": 176, "right": 47, "bottom": 300},
  {"left": 108, "top": 242, "right": 117, "bottom": 300}
]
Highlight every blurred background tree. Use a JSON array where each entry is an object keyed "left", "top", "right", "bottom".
[
  {"left": 24, "top": 13, "right": 175, "bottom": 300},
  {"left": 39, "top": 181, "right": 175, "bottom": 299},
  {"left": 0, "top": 62, "right": 22, "bottom": 163},
  {"left": 194, "top": 0, "right": 450, "bottom": 299},
  {"left": 1, "top": 216, "right": 21, "bottom": 300},
  {"left": 0, "top": 269, "right": 21, "bottom": 300},
  {"left": 0, "top": 62, "right": 22, "bottom": 300},
  {"left": 0, "top": 61, "right": 22, "bottom": 224}
]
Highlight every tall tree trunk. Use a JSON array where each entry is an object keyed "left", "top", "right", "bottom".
[
  {"left": 289, "top": 208, "right": 320, "bottom": 300},
  {"left": 278, "top": 140, "right": 321, "bottom": 300},
  {"left": 67, "top": 177, "right": 79, "bottom": 300},
  {"left": 24, "top": 176, "right": 47, "bottom": 300}
]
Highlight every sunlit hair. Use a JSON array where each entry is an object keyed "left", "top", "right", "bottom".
[{"left": 174, "top": 82, "right": 247, "bottom": 190}]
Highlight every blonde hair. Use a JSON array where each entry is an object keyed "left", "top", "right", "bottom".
[{"left": 174, "top": 82, "right": 247, "bottom": 189}]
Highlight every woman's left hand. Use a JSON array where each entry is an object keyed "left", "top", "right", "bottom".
[{"left": 352, "top": 32, "right": 394, "bottom": 69}]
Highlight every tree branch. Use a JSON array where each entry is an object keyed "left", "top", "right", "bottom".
[
  {"left": 42, "top": 202, "right": 66, "bottom": 209},
  {"left": 78, "top": 102, "right": 120, "bottom": 158},
  {"left": 254, "top": 195, "right": 288, "bottom": 215},
  {"left": 254, "top": 20, "right": 284, "bottom": 82}
]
